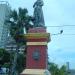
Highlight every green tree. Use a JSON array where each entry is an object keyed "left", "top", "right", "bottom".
[
  {"left": 48, "top": 62, "right": 59, "bottom": 75},
  {"left": 48, "top": 62, "right": 68, "bottom": 75},
  {"left": 6, "top": 8, "right": 33, "bottom": 75},
  {"left": 16, "top": 53, "right": 25, "bottom": 73},
  {"left": 0, "top": 48, "right": 4, "bottom": 58},
  {"left": 0, "top": 48, "right": 10, "bottom": 66},
  {"left": 59, "top": 65, "right": 67, "bottom": 75}
]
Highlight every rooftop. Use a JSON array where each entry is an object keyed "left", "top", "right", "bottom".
[
  {"left": 68, "top": 69, "right": 75, "bottom": 75},
  {"left": 0, "top": 1, "right": 9, "bottom": 6}
]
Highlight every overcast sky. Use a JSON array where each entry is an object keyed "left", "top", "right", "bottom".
[{"left": 2, "top": 0, "right": 75, "bottom": 69}]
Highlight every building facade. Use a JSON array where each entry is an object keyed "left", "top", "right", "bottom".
[
  {"left": 66, "top": 62, "right": 75, "bottom": 75},
  {"left": 5, "top": 35, "right": 25, "bottom": 53},
  {"left": 0, "top": 1, "right": 11, "bottom": 48}
]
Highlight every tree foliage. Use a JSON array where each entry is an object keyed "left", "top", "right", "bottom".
[
  {"left": 48, "top": 62, "right": 68, "bottom": 75},
  {"left": 7, "top": 8, "right": 33, "bottom": 45},
  {"left": 16, "top": 53, "right": 25, "bottom": 73},
  {"left": 0, "top": 48, "right": 10, "bottom": 65},
  {"left": 6, "top": 8, "right": 33, "bottom": 74},
  {"left": 59, "top": 65, "right": 67, "bottom": 75}
]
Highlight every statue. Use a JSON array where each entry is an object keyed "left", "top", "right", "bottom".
[{"left": 33, "top": 0, "right": 45, "bottom": 27}]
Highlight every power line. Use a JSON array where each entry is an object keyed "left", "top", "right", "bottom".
[
  {"left": 51, "top": 34, "right": 75, "bottom": 36},
  {"left": 62, "top": 34, "right": 75, "bottom": 35},
  {"left": 50, "top": 30, "right": 75, "bottom": 36},
  {"left": 46, "top": 26, "right": 62, "bottom": 27},
  {"left": 46, "top": 25, "right": 75, "bottom": 27}
]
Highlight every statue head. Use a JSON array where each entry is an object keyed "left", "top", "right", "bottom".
[
  {"left": 37, "top": 0, "right": 43, "bottom": 2},
  {"left": 36, "top": 0, "right": 43, "bottom": 3},
  {"left": 37, "top": 0, "right": 44, "bottom": 6},
  {"left": 37, "top": 0, "right": 41, "bottom": 1},
  {"left": 37, "top": 0, "right": 42, "bottom": 1}
]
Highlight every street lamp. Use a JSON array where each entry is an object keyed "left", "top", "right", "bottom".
[{"left": 51, "top": 30, "right": 63, "bottom": 35}]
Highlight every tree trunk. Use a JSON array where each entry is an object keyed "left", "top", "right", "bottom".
[{"left": 11, "top": 45, "right": 19, "bottom": 75}]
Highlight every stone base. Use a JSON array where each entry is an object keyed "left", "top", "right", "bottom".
[{"left": 20, "top": 69, "right": 51, "bottom": 75}]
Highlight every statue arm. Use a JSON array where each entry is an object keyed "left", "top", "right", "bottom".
[
  {"left": 33, "top": 0, "right": 44, "bottom": 7},
  {"left": 33, "top": 2, "right": 37, "bottom": 8},
  {"left": 40, "top": 0, "right": 44, "bottom": 6}
]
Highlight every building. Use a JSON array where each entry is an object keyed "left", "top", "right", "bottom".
[
  {"left": 0, "top": 1, "right": 11, "bottom": 48},
  {"left": 5, "top": 35, "right": 25, "bottom": 53},
  {"left": 68, "top": 69, "right": 75, "bottom": 75},
  {"left": 66, "top": 62, "right": 75, "bottom": 75}
]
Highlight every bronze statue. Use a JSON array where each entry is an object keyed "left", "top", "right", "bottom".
[{"left": 33, "top": 0, "right": 45, "bottom": 27}]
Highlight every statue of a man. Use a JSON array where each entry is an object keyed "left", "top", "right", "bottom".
[{"left": 33, "top": 0, "right": 45, "bottom": 27}]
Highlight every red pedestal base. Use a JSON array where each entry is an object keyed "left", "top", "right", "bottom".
[{"left": 21, "top": 27, "right": 51, "bottom": 75}]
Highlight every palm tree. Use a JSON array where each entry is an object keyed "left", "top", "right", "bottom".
[
  {"left": 6, "top": 8, "right": 33, "bottom": 75},
  {"left": 48, "top": 62, "right": 68, "bottom": 75},
  {"left": 48, "top": 63, "right": 59, "bottom": 75},
  {"left": 8, "top": 8, "right": 33, "bottom": 43}
]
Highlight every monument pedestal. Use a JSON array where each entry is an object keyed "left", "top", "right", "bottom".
[
  {"left": 21, "top": 69, "right": 50, "bottom": 75},
  {"left": 21, "top": 27, "right": 51, "bottom": 75}
]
